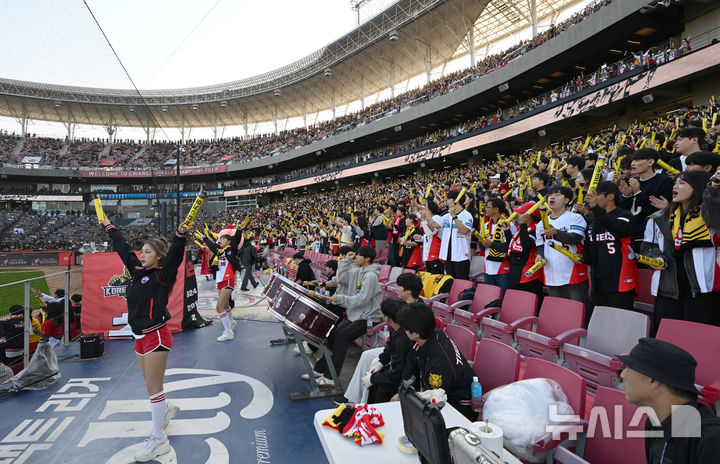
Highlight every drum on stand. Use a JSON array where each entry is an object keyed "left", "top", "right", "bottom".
[
  {"left": 283, "top": 294, "right": 339, "bottom": 344},
  {"left": 268, "top": 286, "right": 301, "bottom": 321},
  {"left": 262, "top": 273, "right": 284, "bottom": 302}
]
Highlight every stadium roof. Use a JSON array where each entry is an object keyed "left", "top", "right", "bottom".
[{"left": 0, "top": 0, "right": 585, "bottom": 131}]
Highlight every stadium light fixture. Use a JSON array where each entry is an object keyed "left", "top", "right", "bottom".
[
  {"left": 161, "top": 106, "right": 168, "bottom": 112},
  {"left": 471, "top": 149, "right": 479, "bottom": 156},
  {"left": 192, "top": 104, "right": 199, "bottom": 111},
  {"left": 128, "top": 106, "right": 135, "bottom": 112},
  {"left": 389, "top": 30, "right": 399, "bottom": 41},
  {"left": 394, "top": 125, "right": 402, "bottom": 132},
  {"left": 273, "top": 89, "right": 281, "bottom": 97},
  {"left": 374, "top": 172, "right": 379, "bottom": 177},
  {"left": 53, "top": 101, "right": 62, "bottom": 107},
  {"left": 420, "top": 162, "right": 426, "bottom": 168},
  {"left": 641, "top": 94, "right": 654, "bottom": 104},
  {"left": 324, "top": 68, "right": 332, "bottom": 77},
  {"left": 538, "top": 129, "right": 547, "bottom": 136},
  {"left": 498, "top": 82, "right": 510, "bottom": 92},
  {"left": 220, "top": 101, "right": 228, "bottom": 107}
]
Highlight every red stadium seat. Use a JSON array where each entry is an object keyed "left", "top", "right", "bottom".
[
  {"left": 480, "top": 289, "right": 538, "bottom": 346},
  {"left": 382, "top": 269, "right": 416, "bottom": 299},
  {"left": 656, "top": 319, "right": 720, "bottom": 411},
  {"left": 453, "top": 284, "right": 503, "bottom": 337},
  {"left": 515, "top": 297, "right": 586, "bottom": 363},
  {"left": 562, "top": 306, "right": 650, "bottom": 394},
  {"left": 377, "top": 264, "right": 392, "bottom": 285},
  {"left": 472, "top": 338, "right": 521, "bottom": 393},
  {"left": 430, "top": 279, "right": 474, "bottom": 325},
  {"left": 444, "top": 324, "right": 476, "bottom": 362},
  {"left": 375, "top": 248, "right": 389, "bottom": 265},
  {"left": 634, "top": 268, "right": 655, "bottom": 315},
  {"left": 468, "top": 255, "right": 485, "bottom": 283}
]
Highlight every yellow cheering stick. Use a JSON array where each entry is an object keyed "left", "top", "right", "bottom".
[
  {"left": 240, "top": 215, "right": 250, "bottom": 229},
  {"left": 424, "top": 183, "right": 433, "bottom": 201},
  {"left": 587, "top": 153, "right": 606, "bottom": 193},
  {"left": 456, "top": 187, "right": 468, "bottom": 202},
  {"left": 93, "top": 195, "right": 105, "bottom": 223},
  {"left": 549, "top": 241, "right": 583, "bottom": 262},
  {"left": 540, "top": 206, "right": 551, "bottom": 231},
  {"left": 505, "top": 195, "right": 548, "bottom": 226},
  {"left": 628, "top": 247, "right": 665, "bottom": 269},
  {"left": 183, "top": 189, "right": 206, "bottom": 228},
  {"left": 524, "top": 258, "right": 547, "bottom": 278},
  {"left": 193, "top": 239, "right": 204, "bottom": 248},
  {"left": 656, "top": 159, "right": 680, "bottom": 175}
]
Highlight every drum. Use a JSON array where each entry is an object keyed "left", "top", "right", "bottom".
[
  {"left": 262, "top": 273, "right": 284, "bottom": 301},
  {"left": 275, "top": 273, "right": 310, "bottom": 297},
  {"left": 283, "top": 294, "right": 339, "bottom": 344},
  {"left": 268, "top": 286, "right": 301, "bottom": 321}
]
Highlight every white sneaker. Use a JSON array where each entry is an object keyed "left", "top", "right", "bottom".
[
  {"left": 317, "top": 375, "right": 335, "bottom": 387},
  {"left": 133, "top": 435, "right": 170, "bottom": 462},
  {"left": 217, "top": 330, "right": 234, "bottom": 342},
  {"left": 300, "top": 371, "right": 322, "bottom": 380},
  {"left": 163, "top": 402, "right": 179, "bottom": 430},
  {"left": 293, "top": 341, "right": 312, "bottom": 355}
]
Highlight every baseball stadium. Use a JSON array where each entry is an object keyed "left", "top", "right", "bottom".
[{"left": 1, "top": 0, "right": 719, "bottom": 462}]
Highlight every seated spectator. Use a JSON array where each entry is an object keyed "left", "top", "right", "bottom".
[
  {"left": 71, "top": 294, "right": 82, "bottom": 333},
  {"left": 619, "top": 338, "right": 720, "bottom": 463},
  {"left": 2, "top": 305, "right": 42, "bottom": 363},
  {"left": 396, "top": 302, "right": 475, "bottom": 420}
]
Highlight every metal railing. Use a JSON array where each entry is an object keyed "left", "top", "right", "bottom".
[{"left": 0, "top": 268, "right": 82, "bottom": 369}]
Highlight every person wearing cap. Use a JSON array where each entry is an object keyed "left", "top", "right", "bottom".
[
  {"left": 583, "top": 181, "right": 637, "bottom": 316},
  {"left": 507, "top": 201, "right": 544, "bottom": 300},
  {"left": 618, "top": 338, "right": 720, "bottom": 463}
]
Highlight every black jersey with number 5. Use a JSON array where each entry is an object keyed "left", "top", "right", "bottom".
[{"left": 584, "top": 206, "right": 637, "bottom": 292}]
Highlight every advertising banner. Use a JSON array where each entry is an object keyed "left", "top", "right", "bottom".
[
  {"left": 80, "top": 252, "right": 186, "bottom": 338},
  {"left": 79, "top": 165, "right": 226, "bottom": 178},
  {"left": 0, "top": 252, "right": 63, "bottom": 267}
]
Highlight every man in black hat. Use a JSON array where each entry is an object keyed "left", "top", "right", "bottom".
[{"left": 618, "top": 338, "right": 720, "bottom": 463}]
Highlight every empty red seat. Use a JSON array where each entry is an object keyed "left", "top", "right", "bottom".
[
  {"left": 453, "top": 284, "right": 503, "bottom": 336},
  {"left": 553, "top": 386, "right": 645, "bottom": 464},
  {"left": 634, "top": 268, "right": 655, "bottom": 315},
  {"left": 480, "top": 289, "right": 538, "bottom": 346},
  {"left": 444, "top": 324, "right": 476, "bottom": 362},
  {"left": 430, "top": 279, "right": 474, "bottom": 325},
  {"left": 472, "top": 338, "right": 520, "bottom": 393},
  {"left": 515, "top": 297, "right": 586, "bottom": 363},
  {"left": 656, "top": 319, "right": 720, "bottom": 409}
]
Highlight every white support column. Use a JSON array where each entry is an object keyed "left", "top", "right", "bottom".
[
  {"left": 180, "top": 120, "right": 185, "bottom": 144},
  {"left": 212, "top": 112, "right": 218, "bottom": 140},
  {"left": 303, "top": 101, "right": 307, "bottom": 129},
  {"left": 242, "top": 112, "right": 248, "bottom": 139},
  {"left": 331, "top": 88, "right": 336, "bottom": 120},
  {"left": 18, "top": 105, "right": 28, "bottom": 137},
  {"left": 105, "top": 115, "right": 114, "bottom": 143},
  {"left": 273, "top": 103, "right": 278, "bottom": 135},
  {"left": 469, "top": 28, "right": 476, "bottom": 67},
  {"left": 65, "top": 108, "right": 73, "bottom": 140},
  {"left": 390, "top": 62, "right": 395, "bottom": 99},
  {"left": 425, "top": 44, "right": 432, "bottom": 83},
  {"left": 360, "top": 80, "right": 365, "bottom": 110},
  {"left": 530, "top": 0, "right": 538, "bottom": 37}
]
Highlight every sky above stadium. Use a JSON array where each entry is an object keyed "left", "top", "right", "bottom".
[{"left": 0, "top": 0, "right": 373, "bottom": 89}]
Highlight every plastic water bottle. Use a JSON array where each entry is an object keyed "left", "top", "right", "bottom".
[
  {"left": 471, "top": 376, "right": 483, "bottom": 412},
  {"left": 367, "top": 316, "right": 373, "bottom": 329}
]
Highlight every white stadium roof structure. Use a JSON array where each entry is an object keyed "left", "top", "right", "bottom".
[{"left": 0, "top": 0, "right": 586, "bottom": 132}]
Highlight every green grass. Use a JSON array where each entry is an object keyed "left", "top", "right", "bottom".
[{"left": 0, "top": 270, "right": 50, "bottom": 317}]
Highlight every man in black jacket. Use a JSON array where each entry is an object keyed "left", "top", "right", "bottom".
[
  {"left": 618, "top": 338, "right": 720, "bottom": 464},
  {"left": 398, "top": 302, "right": 475, "bottom": 420},
  {"left": 619, "top": 149, "right": 673, "bottom": 249},
  {"left": 239, "top": 233, "right": 258, "bottom": 291},
  {"left": 584, "top": 181, "right": 637, "bottom": 316},
  {"left": 360, "top": 298, "right": 412, "bottom": 403}
]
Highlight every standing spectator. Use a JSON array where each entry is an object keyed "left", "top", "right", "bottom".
[
  {"left": 620, "top": 149, "right": 674, "bottom": 248},
  {"left": 438, "top": 190, "right": 474, "bottom": 280},
  {"left": 669, "top": 127, "right": 706, "bottom": 172}
]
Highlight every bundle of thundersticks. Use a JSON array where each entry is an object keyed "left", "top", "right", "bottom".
[{"left": 322, "top": 403, "right": 385, "bottom": 446}]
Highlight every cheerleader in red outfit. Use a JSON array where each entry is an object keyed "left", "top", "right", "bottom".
[
  {"left": 102, "top": 217, "right": 188, "bottom": 463},
  {"left": 203, "top": 228, "right": 242, "bottom": 342},
  {"left": 199, "top": 244, "right": 212, "bottom": 281}
]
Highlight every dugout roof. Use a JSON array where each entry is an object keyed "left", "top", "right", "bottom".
[{"left": 0, "top": 0, "right": 585, "bottom": 130}]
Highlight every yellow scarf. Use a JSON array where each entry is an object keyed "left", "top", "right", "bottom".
[{"left": 671, "top": 205, "right": 711, "bottom": 249}]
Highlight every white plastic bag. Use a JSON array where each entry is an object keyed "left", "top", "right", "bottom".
[{"left": 481, "top": 378, "right": 574, "bottom": 462}]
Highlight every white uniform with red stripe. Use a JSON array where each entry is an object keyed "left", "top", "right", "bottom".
[{"left": 535, "top": 210, "right": 588, "bottom": 286}]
